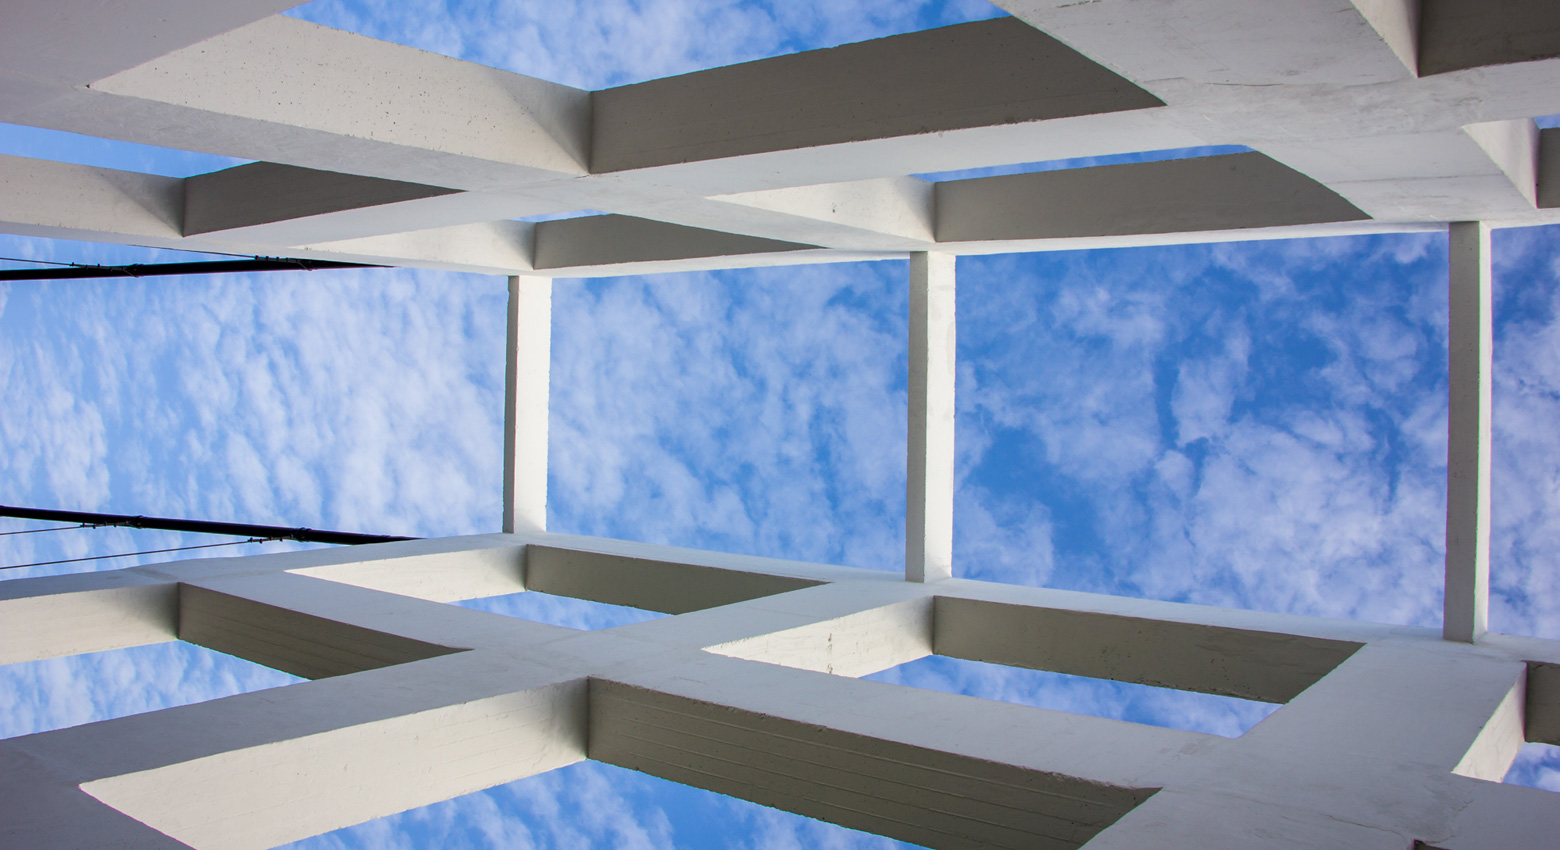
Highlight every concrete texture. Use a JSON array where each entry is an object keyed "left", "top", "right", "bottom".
[
  {"left": 3, "top": 530, "right": 1558, "bottom": 848},
  {"left": 906, "top": 252, "right": 956, "bottom": 583},
  {"left": 4, "top": 3, "right": 1560, "bottom": 848},
  {"left": 1445, "top": 222, "right": 1493, "bottom": 642},
  {"left": 4, "top": 1, "right": 1560, "bottom": 275},
  {"left": 503, "top": 276, "right": 552, "bottom": 534}
]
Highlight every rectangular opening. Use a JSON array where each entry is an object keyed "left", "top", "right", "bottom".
[
  {"left": 0, "top": 121, "right": 249, "bottom": 177},
  {"left": 455, "top": 591, "right": 666, "bottom": 630},
  {"left": 1504, "top": 742, "right": 1560, "bottom": 792},
  {"left": 0, "top": 641, "right": 299, "bottom": 739},
  {"left": 865, "top": 655, "right": 1277, "bottom": 738},
  {"left": 272, "top": 759, "right": 929, "bottom": 850}
]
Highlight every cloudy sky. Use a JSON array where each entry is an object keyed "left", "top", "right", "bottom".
[{"left": 2, "top": 0, "right": 1559, "bottom": 847}]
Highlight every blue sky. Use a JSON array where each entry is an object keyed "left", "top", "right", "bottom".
[{"left": 2, "top": 0, "right": 1559, "bottom": 846}]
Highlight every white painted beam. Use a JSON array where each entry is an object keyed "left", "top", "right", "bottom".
[
  {"left": 906, "top": 252, "right": 957, "bottom": 583},
  {"left": 80, "top": 16, "right": 591, "bottom": 189},
  {"left": 0, "top": 572, "right": 176, "bottom": 665},
  {"left": 590, "top": 18, "right": 1162, "bottom": 174},
  {"left": 1444, "top": 221, "right": 1493, "bottom": 643},
  {"left": 0, "top": 0, "right": 297, "bottom": 116},
  {"left": 936, "top": 151, "right": 1368, "bottom": 242},
  {"left": 503, "top": 275, "right": 552, "bottom": 533}
]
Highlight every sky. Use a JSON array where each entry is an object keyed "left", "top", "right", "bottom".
[{"left": 2, "top": 0, "right": 1559, "bottom": 846}]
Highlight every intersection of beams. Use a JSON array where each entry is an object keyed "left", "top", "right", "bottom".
[
  {"left": 5, "top": 1, "right": 1560, "bottom": 277},
  {"left": 3, "top": 534, "right": 1560, "bottom": 849}
]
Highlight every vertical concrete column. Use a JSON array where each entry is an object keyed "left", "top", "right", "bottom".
[
  {"left": 504, "top": 275, "right": 552, "bottom": 533},
  {"left": 907, "top": 253, "right": 956, "bottom": 583},
  {"left": 1445, "top": 222, "right": 1492, "bottom": 642}
]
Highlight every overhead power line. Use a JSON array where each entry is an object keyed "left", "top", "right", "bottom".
[
  {"left": 0, "top": 257, "right": 381, "bottom": 282},
  {"left": 0, "top": 537, "right": 277, "bottom": 571},
  {"left": 0, "top": 505, "right": 416, "bottom": 546}
]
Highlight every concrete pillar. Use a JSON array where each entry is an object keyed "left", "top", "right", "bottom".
[
  {"left": 1445, "top": 222, "right": 1493, "bottom": 643},
  {"left": 503, "top": 275, "right": 552, "bottom": 533},
  {"left": 906, "top": 253, "right": 956, "bottom": 583}
]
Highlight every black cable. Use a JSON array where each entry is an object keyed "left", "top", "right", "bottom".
[
  {"left": 0, "top": 537, "right": 279, "bottom": 571},
  {"left": 0, "top": 255, "right": 77, "bottom": 267},
  {"left": 0, "top": 522, "right": 92, "bottom": 537},
  {"left": 0, "top": 505, "right": 414, "bottom": 545}
]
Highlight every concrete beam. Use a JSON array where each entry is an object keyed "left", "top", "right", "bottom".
[
  {"left": 906, "top": 253, "right": 957, "bottom": 583},
  {"left": 1444, "top": 221, "right": 1492, "bottom": 643},
  {"left": 178, "top": 584, "right": 462, "bottom": 680},
  {"left": 0, "top": 154, "right": 183, "bottom": 244},
  {"left": 532, "top": 213, "right": 816, "bottom": 271},
  {"left": 504, "top": 276, "right": 552, "bottom": 533},
  {"left": 591, "top": 669, "right": 1174, "bottom": 850},
  {"left": 3, "top": 655, "right": 586, "bottom": 850},
  {"left": 706, "top": 596, "right": 934, "bottom": 678},
  {"left": 79, "top": 15, "right": 591, "bottom": 189},
  {"left": 0, "top": 571, "right": 176, "bottom": 665},
  {"left": 933, "top": 597, "right": 1363, "bottom": 704},
  {"left": 1538, "top": 127, "right": 1560, "bottom": 208},
  {"left": 1463, "top": 119, "right": 1541, "bottom": 208},
  {"left": 1418, "top": 0, "right": 1560, "bottom": 76},
  {"left": 523, "top": 544, "right": 826, "bottom": 614},
  {"left": 936, "top": 152, "right": 1369, "bottom": 243},
  {"left": 995, "top": 0, "right": 1418, "bottom": 87},
  {"left": 591, "top": 18, "right": 1162, "bottom": 174},
  {"left": 0, "top": 0, "right": 297, "bottom": 117},
  {"left": 182, "top": 162, "right": 460, "bottom": 241}
]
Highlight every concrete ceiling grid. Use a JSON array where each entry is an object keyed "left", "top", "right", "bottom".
[
  {"left": 2, "top": 1, "right": 1560, "bottom": 848},
  {"left": 1, "top": 532, "right": 1558, "bottom": 849},
  {"left": 3, "top": 1, "right": 1560, "bottom": 277}
]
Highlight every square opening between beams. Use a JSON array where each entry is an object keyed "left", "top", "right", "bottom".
[
  {"left": 0, "top": 640, "right": 300, "bottom": 739},
  {"left": 865, "top": 655, "right": 1277, "bottom": 737},
  {"left": 1505, "top": 742, "right": 1560, "bottom": 792},
  {"left": 456, "top": 590, "right": 665, "bottom": 630},
  {"left": 710, "top": 594, "right": 1361, "bottom": 739}
]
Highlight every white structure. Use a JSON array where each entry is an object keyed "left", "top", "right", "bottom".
[{"left": 2, "top": 1, "right": 1560, "bottom": 847}]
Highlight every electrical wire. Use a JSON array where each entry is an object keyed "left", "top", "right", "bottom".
[
  {"left": 0, "top": 537, "right": 280, "bottom": 571},
  {"left": 0, "top": 523, "right": 92, "bottom": 537}
]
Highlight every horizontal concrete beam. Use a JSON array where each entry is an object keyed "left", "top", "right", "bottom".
[
  {"left": 1418, "top": 0, "right": 1560, "bottom": 76},
  {"left": 0, "top": 571, "right": 176, "bottom": 665},
  {"left": 182, "top": 162, "right": 459, "bottom": 240},
  {"left": 532, "top": 213, "right": 814, "bottom": 270},
  {"left": 705, "top": 596, "right": 934, "bottom": 678},
  {"left": 0, "top": 0, "right": 296, "bottom": 115},
  {"left": 591, "top": 676, "right": 1160, "bottom": 850},
  {"left": 936, "top": 152, "right": 1369, "bottom": 243},
  {"left": 934, "top": 596, "right": 1362, "bottom": 704},
  {"left": 83, "top": 15, "right": 591, "bottom": 189},
  {"left": 591, "top": 17, "right": 1162, "bottom": 174},
  {"left": 67, "top": 657, "right": 583, "bottom": 850},
  {"left": 178, "top": 584, "right": 462, "bottom": 680},
  {"left": 523, "top": 544, "right": 827, "bottom": 614}
]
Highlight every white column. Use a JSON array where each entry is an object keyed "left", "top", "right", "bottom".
[
  {"left": 503, "top": 275, "right": 552, "bottom": 533},
  {"left": 906, "top": 253, "right": 956, "bottom": 583},
  {"left": 1444, "top": 222, "right": 1492, "bottom": 642}
]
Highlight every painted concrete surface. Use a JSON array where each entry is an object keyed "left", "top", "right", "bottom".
[
  {"left": 4, "top": 2, "right": 1560, "bottom": 276},
  {"left": 4, "top": 3, "right": 1560, "bottom": 848},
  {"left": 1445, "top": 222, "right": 1493, "bottom": 642},
  {"left": 3, "top": 531, "right": 1559, "bottom": 848}
]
